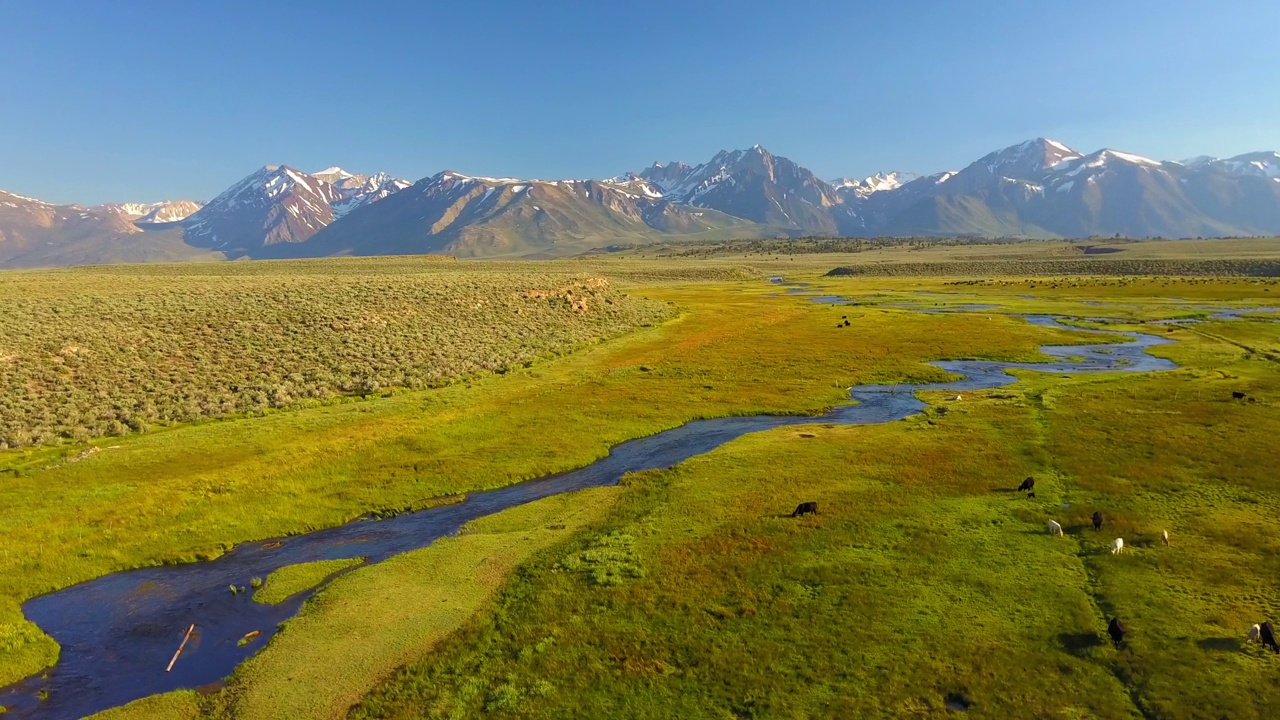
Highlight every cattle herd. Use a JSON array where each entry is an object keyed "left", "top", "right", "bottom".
[
  {"left": 786, "top": 475, "right": 1275, "bottom": 655},
  {"left": 1018, "top": 475, "right": 1275, "bottom": 654}
]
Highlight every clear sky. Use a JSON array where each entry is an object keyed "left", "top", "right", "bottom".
[{"left": 2, "top": 0, "right": 1277, "bottom": 204}]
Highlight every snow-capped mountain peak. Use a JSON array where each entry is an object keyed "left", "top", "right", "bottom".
[
  {"left": 1209, "top": 151, "right": 1280, "bottom": 179},
  {"left": 181, "top": 165, "right": 409, "bottom": 252},
  {"left": 332, "top": 172, "right": 414, "bottom": 217},
  {"left": 314, "top": 166, "right": 356, "bottom": 181},
  {"left": 832, "top": 172, "right": 920, "bottom": 199}
]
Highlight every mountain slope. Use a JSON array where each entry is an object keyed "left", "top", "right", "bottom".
[
  {"left": 660, "top": 146, "right": 847, "bottom": 234},
  {"left": 874, "top": 140, "right": 1280, "bottom": 238},
  {"left": 0, "top": 191, "right": 219, "bottom": 268},
  {"left": 179, "top": 165, "right": 411, "bottom": 256},
  {"left": 279, "top": 171, "right": 761, "bottom": 259}
]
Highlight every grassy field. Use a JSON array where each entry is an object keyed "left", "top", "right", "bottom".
[
  {"left": 6, "top": 245, "right": 1280, "bottom": 718},
  {"left": 351, "top": 300, "right": 1280, "bottom": 719},
  {"left": 0, "top": 259, "right": 1091, "bottom": 689}
]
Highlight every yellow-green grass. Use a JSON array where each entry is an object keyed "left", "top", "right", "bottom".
[
  {"left": 85, "top": 690, "right": 202, "bottom": 720},
  {"left": 210, "top": 487, "right": 621, "bottom": 720},
  {"left": 0, "top": 277, "right": 1097, "bottom": 686},
  {"left": 352, "top": 319, "right": 1280, "bottom": 719},
  {"left": 252, "top": 558, "right": 365, "bottom": 605}
]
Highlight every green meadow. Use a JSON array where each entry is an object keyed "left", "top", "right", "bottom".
[{"left": 1, "top": 246, "right": 1278, "bottom": 718}]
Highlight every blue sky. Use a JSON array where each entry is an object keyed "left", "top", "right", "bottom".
[{"left": 2, "top": 0, "right": 1277, "bottom": 204}]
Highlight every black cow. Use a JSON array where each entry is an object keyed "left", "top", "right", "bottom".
[
  {"left": 1092, "top": 511, "right": 1103, "bottom": 532},
  {"left": 1027, "top": 491, "right": 1036, "bottom": 499},
  {"left": 1108, "top": 618, "right": 1127, "bottom": 648},
  {"left": 1262, "top": 621, "right": 1279, "bottom": 654},
  {"left": 791, "top": 502, "right": 818, "bottom": 517},
  {"left": 1017, "top": 477, "right": 1035, "bottom": 493},
  {"left": 1233, "top": 391, "right": 1247, "bottom": 400}
]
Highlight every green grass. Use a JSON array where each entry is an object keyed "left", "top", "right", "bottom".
[
  {"left": 251, "top": 558, "right": 365, "bottom": 605},
  {"left": 85, "top": 690, "right": 202, "bottom": 720},
  {"left": 351, "top": 317, "right": 1280, "bottom": 719}
]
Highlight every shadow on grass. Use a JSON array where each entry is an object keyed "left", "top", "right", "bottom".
[
  {"left": 1058, "top": 632, "right": 1104, "bottom": 657},
  {"left": 1196, "top": 637, "right": 1243, "bottom": 652}
]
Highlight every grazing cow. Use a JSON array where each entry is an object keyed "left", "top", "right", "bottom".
[
  {"left": 1233, "top": 391, "right": 1247, "bottom": 400},
  {"left": 1047, "top": 520, "right": 1064, "bottom": 536},
  {"left": 1017, "top": 477, "right": 1035, "bottom": 493},
  {"left": 1108, "top": 617, "right": 1127, "bottom": 648},
  {"left": 791, "top": 501, "right": 818, "bottom": 518},
  {"left": 1262, "top": 622, "right": 1279, "bottom": 654},
  {"left": 1247, "top": 624, "right": 1262, "bottom": 645},
  {"left": 1027, "top": 491, "right": 1036, "bottom": 499},
  {"left": 1111, "top": 538, "right": 1124, "bottom": 554},
  {"left": 1161, "top": 529, "right": 1170, "bottom": 546},
  {"left": 1092, "top": 511, "right": 1103, "bottom": 532}
]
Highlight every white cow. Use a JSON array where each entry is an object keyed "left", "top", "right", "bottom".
[
  {"left": 1161, "top": 529, "right": 1170, "bottom": 546},
  {"left": 1111, "top": 538, "right": 1125, "bottom": 554},
  {"left": 1247, "top": 624, "right": 1262, "bottom": 644},
  {"left": 1048, "top": 520, "right": 1064, "bottom": 537}
]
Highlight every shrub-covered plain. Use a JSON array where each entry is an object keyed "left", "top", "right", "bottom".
[{"left": 0, "top": 261, "right": 672, "bottom": 448}]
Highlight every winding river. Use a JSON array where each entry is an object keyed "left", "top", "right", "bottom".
[{"left": 0, "top": 288, "right": 1183, "bottom": 719}]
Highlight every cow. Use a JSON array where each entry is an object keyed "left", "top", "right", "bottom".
[
  {"left": 1092, "top": 511, "right": 1103, "bottom": 532},
  {"left": 1262, "top": 622, "right": 1279, "bottom": 654},
  {"left": 1160, "top": 529, "right": 1170, "bottom": 546},
  {"left": 1047, "top": 520, "right": 1064, "bottom": 536},
  {"left": 1027, "top": 491, "right": 1036, "bottom": 499},
  {"left": 1111, "top": 538, "right": 1124, "bottom": 554},
  {"left": 1108, "top": 617, "right": 1128, "bottom": 648},
  {"left": 1247, "top": 624, "right": 1262, "bottom": 645},
  {"left": 1233, "top": 391, "right": 1247, "bottom": 400},
  {"left": 791, "top": 502, "right": 818, "bottom": 518},
  {"left": 1017, "top": 477, "right": 1035, "bottom": 493}
]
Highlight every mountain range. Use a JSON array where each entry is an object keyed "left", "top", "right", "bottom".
[{"left": 3, "top": 139, "right": 1278, "bottom": 268}]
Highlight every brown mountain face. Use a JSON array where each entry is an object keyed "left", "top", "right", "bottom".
[
  {"left": 0, "top": 191, "right": 220, "bottom": 268},
  {"left": 659, "top": 146, "right": 847, "bottom": 234},
  {"left": 269, "top": 172, "right": 755, "bottom": 259},
  {"left": 179, "top": 165, "right": 413, "bottom": 257},
  {"left": 180, "top": 166, "right": 345, "bottom": 256}
]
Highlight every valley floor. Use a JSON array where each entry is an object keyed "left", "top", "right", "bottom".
[{"left": 4, "top": 260, "right": 1280, "bottom": 718}]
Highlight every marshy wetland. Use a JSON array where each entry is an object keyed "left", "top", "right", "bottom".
[{"left": 3, "top": 245, "right": 1280, "bottom": 718}]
